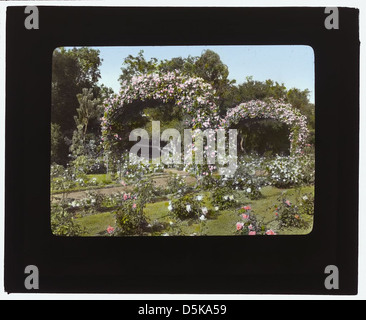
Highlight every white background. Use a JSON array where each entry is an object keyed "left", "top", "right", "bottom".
[{"left": 0, "top": 0, "right": 365, "bottom": 300}]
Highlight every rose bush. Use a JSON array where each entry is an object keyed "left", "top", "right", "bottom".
[
  {"left": 168, "top": 193, "right": 210, "bottom": 220},
  {"left": 273, "top": 196, "right": 309, "bottom": 229},
  {"left": 235, "top": 206, "right": 276, "bottom": 236}
]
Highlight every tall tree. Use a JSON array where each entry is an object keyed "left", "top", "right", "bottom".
[
  {"left": 70, "top": 88, "right": 100, "bottom": 158},
  {"left": 237, "top": 76, "right": 287, "bottom": 102},
  {"left": 51, "top": 123, "right": 62, "bottom": 164},
  {"left": 191, "top": 50, "right": 235, "bottom": 114},
  {"left": 74, "top": 88, "right": 100, "bottom": 137},
  {"left": 51, "top": 47, "right": 102, "bottom": 164},
  {"left": 67, "top": 47, "right": 102, "bottom": 85},
  {"left": 119, "top": 50, "right": 158, "bottom": 83}
]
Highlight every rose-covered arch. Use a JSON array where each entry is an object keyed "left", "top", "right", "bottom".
[
  {"left": 101, "top": 71, "right": 221, "bottom": 151},
  {"left": 222, "top": 99, "right": 309, "bottom": 155}
]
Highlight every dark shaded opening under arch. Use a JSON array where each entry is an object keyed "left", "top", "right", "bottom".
[{"left": 232, "top": 118, "right": 291, "bottom": 156}]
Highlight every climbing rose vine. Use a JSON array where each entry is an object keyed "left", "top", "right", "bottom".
[
  {"left": 101, "top": 71, "right": 221, "bottom": 150},
  {"left": 100, "top": 72, "right": 309, "bottom": 171},
  {"left": 222, "top": 98, "right": 309, "bottom": 155}
]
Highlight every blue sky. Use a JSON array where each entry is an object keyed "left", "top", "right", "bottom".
[{"left": 91, "top": 45, "right": 315, "bottom": 103}]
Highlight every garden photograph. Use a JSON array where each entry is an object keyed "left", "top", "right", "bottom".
[{"left": 50, "top": 45, "right": 315, "bottom": 237}]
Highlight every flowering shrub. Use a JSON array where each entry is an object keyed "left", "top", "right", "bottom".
[
  {"left": 210, "top": 186, "right": 237, "bottom": 210},
  {"left": 68, "top": 155, "right": 106, "bottom": 187},
  {"left": 235, "top": 206, "right": 275, "bottom": 235},
  {"left": 231, "top": 176, "right": 262, "bottom": 200},
  {"left": 297, "top": 192, "right": 315, "bottom": 216},
  {"left": 265, "top": 154, "right": 315, "bottom": 188},
  {"left": 217, "top": 152, "right": 314, "bottom": 192},
  {"left": 82, "top": 190, "right": 106, "bottom": 211},
  {"left": 114, "top": 199, "right": 147, "bottom": 236},
  {"left": 273, "top": 197, "right": 309, "bottom": 229},
  {"left": 223, "top": 98, "right": 309, "bottom": 155},
  {"left": 51, "top": 202, "right": 85, "bottom": 236},
  {"left": 198, "top": 166, "right": 219, "bottom": 190},
  {"left": 100, "top": 191, "right": 128, "bottom": 208},
  {"left": 216, "top": 155, "right": 264, "bottom": 200},
  {"left": 235, "top": 155, "right": 267, "bottom": 182},
  {"left": 50, "top": 164, "right": 77, "bottom": 193},
  {"left": 219, "top": 153, "right": 314, "bottom": 191},
  {"left": 71, "top": 155, "right": 107, "bottom": 176},
  {"left": 133, "top": 176, "right": 164, "bottom": 205},
  {"left": 65, "top": 191, "right": 138, "bottom": 216},
  {"left": 120, "top": 153, "right": 165, "bottom": 183},
  {"left": 166, "top": 173, "right": 190, "bottom": 195},
  {"left": 51, "top": 159, "right": 114, "bottom": 193},
  {"left": 168, "top": 193, "right": 209, "bottom": 220}
]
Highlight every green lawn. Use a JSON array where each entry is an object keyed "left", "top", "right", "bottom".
[
  {"left": 76, "top": 211, "right": 115, "bottom": 236},
  {"left": 87, "top": 173, "right": 114, "bottom": 185},
  {"left": 74, "top": 185, "right": 314, "bottom": 236}
]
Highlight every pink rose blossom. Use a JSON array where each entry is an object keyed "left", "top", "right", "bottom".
[
  {"left": 107, "top": 226, "right": 114, "bottom": 234},
  {"left": 249, "top": 231, "right": 256, "bottom": 236},
  {"left": 236, "top": 222, "right": 244, "bottom": 231},
  {"left": 266, "top": 229, "right": 277, "bottom": 235}
]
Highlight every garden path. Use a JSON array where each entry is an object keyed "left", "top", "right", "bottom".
[{"left": 51, "top": 168, "right": 196, "bottom": 201}]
